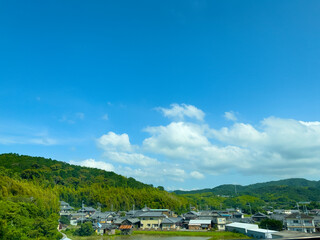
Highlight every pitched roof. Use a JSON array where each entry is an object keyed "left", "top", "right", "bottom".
[
  {"left": 60, "top": 201, "right": 69, "bottom": 206},
  {"left": 78, "top": 207, "right": 96, "bottom": 212},
  {"left": 119, "top": 225, "right": 133, "bottom": 230},
  {"left": 285, "top": 213, "right": 313, "bottom": 219},
  {"left": 189, "top": 220, "right": 211, "bottom": 225},
  {"left": 127, "top": 218, "right": 140, "bottom": 224},
  {"left": 139, "top": 212, "right": 166, "bottom": 217},
  {"left": 252, "top": 212, "right": 268, "bottom": 217},
  {"left": 90, "top": 211, "right": 113, "bottom": 219}
]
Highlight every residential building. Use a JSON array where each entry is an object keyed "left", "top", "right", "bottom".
[
  {"left": 212, "top": 216, "right": 226, "bottom": 231},
  {"left": 188, "top": 220, "right": 212, "bottom": 230},
  {"left": 252, "top": 212, "right": 269, "bottom": 222},
  {"left": 285, "top": 213, "right": 316, "bottom": 233},
  {"left": 161, "top": 217, "right": 182, "bottom": 230},
  {"left": 138, "top": 212, "right": 166, "bottom": 229}
]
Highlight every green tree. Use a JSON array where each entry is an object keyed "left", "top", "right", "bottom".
[
  {"left": 59, "top": 216, "right": 70, "bottom": 225},
  {"left": 74, "top": 222, "right": 95, "bottom": 236},
  {"left": 259, "top": 218, "right": 283, "bottom": 231}
]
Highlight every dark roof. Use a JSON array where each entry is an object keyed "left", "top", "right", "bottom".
[
  {"left": 285, "top": 213, "right": 314, "bottom": 219},
  {"left": 184, "top": 211, "right": 199, "bottom": 216},
  {"left": 91, "top": 212, "right": 113, "bottom": 219},
  {"left": 126, "top": 210, "right": 145, "bottom": 217},
  {"left": 78, "top": 207, "right": 96, "bottom": 212},
  {"left": 162, "top": 217, "right": 182, "bottom": 224},
  {"left": 139, "top": 212, "right": 166, "bottom": 218},
  {"left": 127, "top": 218, "right": 140, "bottom": 224},
  {"left": 113, "top": 218, "right": 126, "bottom": 224},
  {"left": 252, "top": 212, "right": 268, "bottom": 217}
]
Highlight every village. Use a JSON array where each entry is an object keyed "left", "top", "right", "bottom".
[{"left": 59, "top": 201, "right": 320, "bottom": 239}]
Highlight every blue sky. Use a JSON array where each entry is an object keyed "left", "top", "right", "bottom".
[{"left": 1, "top": 0, "right": 320, "bottom": 190}]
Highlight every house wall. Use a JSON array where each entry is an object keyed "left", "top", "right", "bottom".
[
  {"left": 162, "top": 223, "right": 176, "bottom": 230},
  {"left": 189, "top": 225, "right": 201, "bottom": 230},
  {"left": 140, "top": 218, "right": 162, "bottom": 229}
]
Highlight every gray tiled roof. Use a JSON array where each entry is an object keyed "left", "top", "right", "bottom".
[
  {"left": 162, "top": 217, "right": 182, "bottom": 224},
  {"left": 139, "top": 212, "right": 166, "bottom": 217},
  {"left": 91, "top": 212, "right": 113, "bottom": 219}
]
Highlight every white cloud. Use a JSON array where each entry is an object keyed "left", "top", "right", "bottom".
[
  {"left": 73, "top": 158, "right": 115, "bottom": 172},
  {"left": 119, "top": 165, "right": 187, "bottom": 183},
  {"left": 95, "top": 104, "right": 320, "bottom": 185},
  {"left": 143, "top": 122, "right": 210, "bottom": 159},
  {"left": 106, "top": 152, "right": 159, "bottom": 166},
  {"left": 224, "top": 111, "right": 237, "bottom": 121},
  {"left": 190, "top": 171, "right": 205, "bottom": 179},
  {"left": 97, "top": 132, "right": 133, "bottom": 152},
  {"left": 157, "top": 103, "right": 205, "bottom": 121},
  {"left": 97, "top": 131, "right": 159, "bottom": 167}
]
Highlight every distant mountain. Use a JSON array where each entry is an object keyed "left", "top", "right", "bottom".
[
  {"left": 174, "top": 178, "right": 320, "bottom": 212},
  {"left": 174, "top": 178, "right": 320, "bottom": 196}
]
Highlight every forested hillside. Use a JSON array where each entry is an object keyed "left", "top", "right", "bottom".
[
  {"left": 0, "top": 153, "right": 190, "bottom": 239},
  {"left": 174, "top": 178, "right": 320, "bottom": 213}
]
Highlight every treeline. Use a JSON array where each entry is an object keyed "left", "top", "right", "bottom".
[
  {"left": 176, "top": 179, "right": 320, "bottom": 213},
  {"left": 0, "top": 153, "right": 190, "bottom": 211}
]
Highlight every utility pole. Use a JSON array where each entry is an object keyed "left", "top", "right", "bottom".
[{"left": 248, "top": 203, "right": 252, "bottom": 215}]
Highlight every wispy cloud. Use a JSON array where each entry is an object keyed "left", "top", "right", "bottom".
[
  {"left": 102, "top": 114, "right": 109, "bottom": 120},
  {"left": 157, "top": 103, "right": 205, "bottom": 121},
  {"left": 224, "top": 111, "right": 237, "bottom": 121}
]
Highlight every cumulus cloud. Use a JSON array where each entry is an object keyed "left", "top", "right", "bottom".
[
  {"left": 157, "top": 103, "right": 205, "bottom": 121},
  {"left": 143, "top": 122, "right": 210, "bottom": 159},
  {"left": 97, "top": 131, "right": 159, "bottom": 167},
  {"left": 224, "top": 111, "right": 237, "bottom": 121},
  {"left": 73, "top": 158, "right": 114, "bottom": 172},
  {"left": 95, "top": 104, "right": 320, "bottom": 185},
  {"left": 97, "top": 132, "right": 133, "bottom": 152}
]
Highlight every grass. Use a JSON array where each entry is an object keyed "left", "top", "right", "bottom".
[
  {"left": 63, "top": 229, "right": 251, "bottom": 239},
  {"left": 133, "top": 230, "right": 251, "bottom": 239}
]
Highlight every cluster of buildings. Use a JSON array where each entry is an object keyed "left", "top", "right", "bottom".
[{"left": 59, "top": 201, "right": 320, "bottom": 238}]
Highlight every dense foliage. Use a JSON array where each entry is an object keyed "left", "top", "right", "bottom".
[
  {"left": 74, "top": 222, "right": 95, "bottom": 236},
  {"left": 259, "top": 219, "right": 283, "bottom": 231},
  {"left": 0, "top": 174, "right": 62, "bottom": 240},
  {"left": 0, "top": 153, "right": 190, "bottom": 239},
  {"left": 175, "top": 179, "right": 320, "bottom": 213},
  {"left": 0, "top": 153, "right": 189, "bottom": 211}
]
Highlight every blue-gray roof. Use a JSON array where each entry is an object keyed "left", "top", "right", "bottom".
[{"left": 139, "top": 212, "right": 166, "bottom": 218}]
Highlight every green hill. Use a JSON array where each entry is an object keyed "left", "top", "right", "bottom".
[
  {"left": 0, "top": 153, "right": 190, "bottom": 239},
  {"left": 174, "top": 178, "right": 320, "bottom": 212}
]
